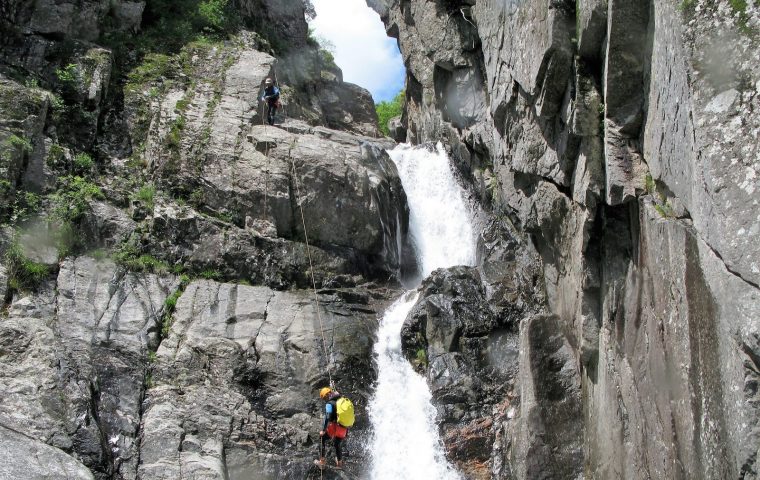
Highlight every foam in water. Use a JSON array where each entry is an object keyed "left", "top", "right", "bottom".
[
  {"left": 369, "top": 293, "right": 461, "bottom": 480},
  {"left": 369, "top": 143, "right": 475, "bottom": 480}
]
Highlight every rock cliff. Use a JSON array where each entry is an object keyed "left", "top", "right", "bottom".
[
  {"left": 370, "top": 0, "right": 760, "bottom": 478},
  {"left": 1, "top": 1, "right": 403, "bottom": 479},
  {"left": 2, "top": 0, "right": 759, "bottom": 479}
]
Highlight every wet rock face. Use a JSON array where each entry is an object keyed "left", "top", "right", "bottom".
[
  {"left": 375, "top": 0, "right": 760, "bottom": 477},
  {"left": 400, "top": 265, "right": 525, "bottom": 478},
  {"left": 1, "top": 1, "right": 403, "bottom": 478},
  {"left": 0, "top": 258, "right": 177, "bottom": 479},
  {"left": 140, "top": 279, "right": 395, "bottom": 479}
]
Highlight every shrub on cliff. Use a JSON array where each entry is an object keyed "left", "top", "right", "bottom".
[{"left": 375, "top": 90, "right": 404, "bottom": 136}]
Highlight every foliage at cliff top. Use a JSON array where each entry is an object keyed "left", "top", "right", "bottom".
[{"left": 375, "top": 90, "right": 404, "bottom": 136}]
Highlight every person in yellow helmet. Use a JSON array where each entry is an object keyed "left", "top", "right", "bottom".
[{"left": 315, "top": 387, "right": 346, "bottom": 468}]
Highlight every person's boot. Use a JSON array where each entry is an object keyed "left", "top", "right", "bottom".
[{"left": 335, "top": 459, "right": 344, "bottom": 468}]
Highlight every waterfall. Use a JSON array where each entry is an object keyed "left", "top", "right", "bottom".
[{"left": 369, "top": 143, "right": 476, "bottom": 480}]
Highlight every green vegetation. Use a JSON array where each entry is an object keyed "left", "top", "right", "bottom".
[
  {"left": 45, "top": 176, "right": 103, "bottom": 256},
  {"left": 133, "top": 183, "right": 157, "bottom": 211},
  {"left": 654, "top": 201, "right": 675, "bottom": 218},
  {"left": 415, "top": 348, "right": 428, "bottom": 368},
  {"left": 729, "top": 0, "right": 754, "bottom": 34},
  {"left": 73, "top": 152, "right": 94, "bottom": 173},
  {"left": 104, "top": 0, "right": 238, "bottom": 58},
  {"left": 50, "top": 176, "right": 104, "bottom": 223},
  {"left": 55, "top": 63, "right": 80, "bottom": 85},
  {"left": 13, "top": 192, "right": 41, "bottom": 223},
  {"left": 199, "top": 269, "right": 221, "bottom": 280},
  {"left": 4, "top": 239, "right": 49, "bottom": 292},
  {"left": 645, "top": 173, "right": 655, "bottom": 195},
  {"left": 47, "top": 143, "right": 65, "bottom": 167},
  {"left": 1, "top": 134, "right": 33, "bottom": 163},
  {"left": 375, "top": 90, "right": 405, "bottom": 136},
  {"left": 165, "top": 116, "right": 186, "bottom": 151},
  {"left": 678, "top": 0, "right": 696, "bottom": 11},
  {"left": 160, "top": 274, "right": 191, "bottom": 338},
  {"left": 113, "top": 242, "right": 169, "bottom": 273}
]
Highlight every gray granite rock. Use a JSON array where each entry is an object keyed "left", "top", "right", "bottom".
[
  {"left": 0, "top": 263, "right": 6, "bottom": 300},
  {"left": 139, "top": 279, "right": 395, "bottom": 479},
  {"left": 0, "top": 257, "right": 176, "bottom": 478},
  {"left": 0, "top": 425, "right": 94, "bottom": 480}
]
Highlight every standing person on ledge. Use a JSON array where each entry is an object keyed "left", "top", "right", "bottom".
[{"left": 260, "top": 77, "right": 280, "bottom": 125}]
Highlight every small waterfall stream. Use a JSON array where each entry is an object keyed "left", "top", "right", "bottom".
[{"left": 368, "top": 143, "right": 477, "bottom": 480}]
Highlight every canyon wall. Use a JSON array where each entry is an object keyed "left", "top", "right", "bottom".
[{"left": 369, "top": 0, "right": 760, "bottom": 478}]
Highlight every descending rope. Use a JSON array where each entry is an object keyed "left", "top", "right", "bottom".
[
  {"left": 257, "top": 72, "right": 333, "bottom": 385},
  {"left": 260, "top": 104, "right": 270, "bottom": 216},
  {"left": 288, "top": 140, "right": 334, "bottom": 480},
  {"left": 257, "top": 78, "right": 334, "bottom": 476},
  {"left": 289, "top": 152, "right": 333, "bottom": 387}
]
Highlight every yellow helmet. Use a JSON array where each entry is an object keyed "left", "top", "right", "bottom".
[{"left": 319, "top": 387, "right": 332, "bottom": 399}]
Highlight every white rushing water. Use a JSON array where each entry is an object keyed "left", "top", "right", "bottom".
[{"left": 369, "top": 143, "right": 476, "bottom": 480}]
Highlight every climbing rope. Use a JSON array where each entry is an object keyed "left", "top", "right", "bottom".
[
  {"left": 287, "top": 139, "right": 335, "bottom": 480},
  {"left": 258, "top": 75, "right": 335, "bottom": 477},
  {"left": 289, "top": 151, "right": 333, "bottom": 387},
  {"left": 257, "top": 70, "right": 333, "bottom": 385}
]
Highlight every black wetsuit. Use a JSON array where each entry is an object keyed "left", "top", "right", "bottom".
[{"left": 260, "top": 85, "right": 280, "bottom": 125}]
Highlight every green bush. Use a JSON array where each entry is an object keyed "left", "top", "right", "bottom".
[
  {"left": 47, "top": 144, "right": 65, "bottom": 167},
  {"left": 55, "top": 64, "right": 79, "bottom": 84},
  {"left": 73, "top": 152, "right": 94, "bottom": 173},
  {"left": 133, "top": 184, "right": 157, "bottom": 211},
  {"left": 199, "top": 269, "right": 220, "bottom": 280},
  {"left": 375, "top": 90, "right": 404, "bottom": 136},
  {"left": 113, "top": 239, "right": 173, "bottom": 274},
  {"left": 1, "top": 135, "right": 33, "bottom": 164},
  {"left": 50, "top": 176, "right": 104, "bottom": 223},
  {"left": 5, "top": 240, "right": 49, "bottom": 292}
]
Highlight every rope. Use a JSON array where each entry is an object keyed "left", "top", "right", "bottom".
[
  {"left": 258, "top": 74, "right": 334, "bottom": 477},
  {"left": 289, "top": 152, "right": 333, "bottom": 387},
  {"left": 288, "top": 144, "right": 333, "bottom": 480}
]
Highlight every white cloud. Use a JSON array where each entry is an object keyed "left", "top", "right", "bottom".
[{"left": 310, "top": 0, "right": 405, "bottom": 103}]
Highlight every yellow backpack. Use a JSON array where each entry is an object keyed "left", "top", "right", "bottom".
[{"left": 336, "top": 397, "right": 355, "bottom": 427}]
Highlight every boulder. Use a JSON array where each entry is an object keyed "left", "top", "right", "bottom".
[
  {"left": 316, "top": 81, "right": 381, "bottom": 137},
  {"left": 388, "top": 115, "right": 406, "bottom": 143},
  {"left": 0, "top": 425, "right": 94, "bottom": 480},
  {"left": 401, "top": 266, "right": 523, "bottom": 473}
]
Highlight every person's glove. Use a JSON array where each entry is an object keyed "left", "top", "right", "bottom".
[{"left": 319, "top": 430, "right": 325, "bottom": 437}]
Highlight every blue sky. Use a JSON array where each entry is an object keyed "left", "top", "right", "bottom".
[{"left": 309, "top": 0, "right": 405, "bottom": 103}]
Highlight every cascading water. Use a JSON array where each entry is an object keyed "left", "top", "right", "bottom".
[{"left": 369, "top": 143, "right": 477, "bottom": 480}]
